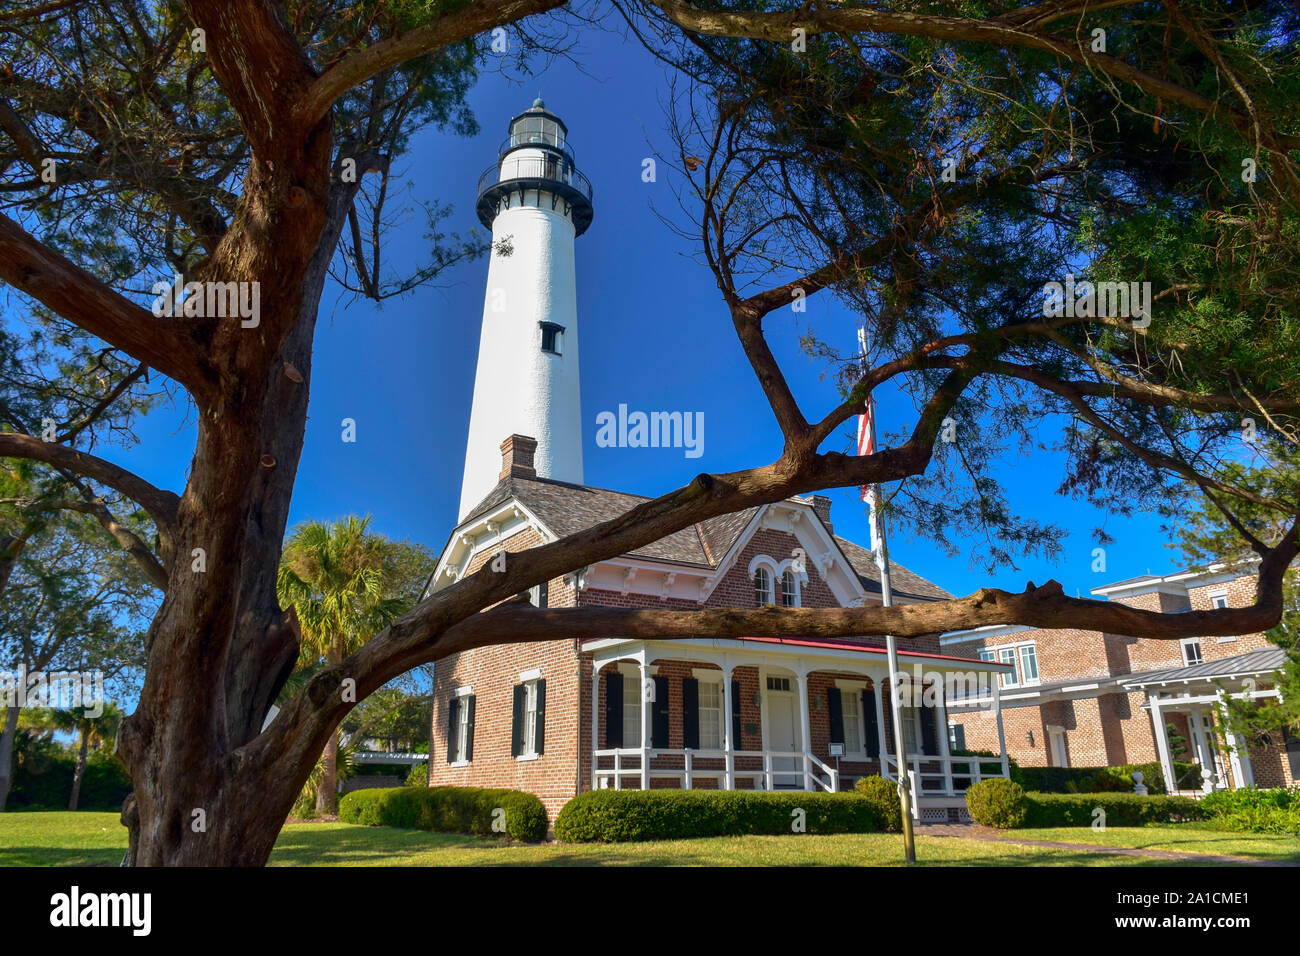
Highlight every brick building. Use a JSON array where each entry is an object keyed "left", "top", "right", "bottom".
[
  {"left": 944, "top": 567, "right": 1299, "bottom": 792},
  {"left": 426, "top": 435, "right": 1014, "bottom": 824}
]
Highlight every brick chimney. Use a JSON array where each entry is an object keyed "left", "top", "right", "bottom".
[
  {"left": 499, "top": 434, "right": 538, "bottom": 480},
  {"left": 809, "top": 495, "right": 832, "bottom": 535}
]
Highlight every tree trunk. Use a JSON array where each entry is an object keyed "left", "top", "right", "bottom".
[
  {"left": 0, "top": 704, "right": 22, "bottom": 811},
  {"left": 69, "top": 726, "right": 89, "bottom": 812},
  {"left": 316, "top": 634, "right": 344, "bottom": 815},
  {"left": 114, "top": 141, "right": 383, "bottom": 865}
]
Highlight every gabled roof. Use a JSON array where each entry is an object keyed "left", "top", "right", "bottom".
[{"left": 457, "top": 474, "right": 950, "bottom": 599}]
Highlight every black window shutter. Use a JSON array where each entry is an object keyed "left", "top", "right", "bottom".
[
  {"left": 510, "top": 684, "right": 525, "bottom": 757},
  {"left": 827, "top": 687, "right": 844, "bottom": 745},
  {"left": 731, "top": 680, "right": 743, "bottom": 752},
  {"left": 651, "top": 675, "right": 670, "bottom": 748},
  {"left": 534, "top": 679, "right": 546, "bottom": 756},
  {"left": 446, "top": 696, "right": 460, "bottom": 764},
  {"left": 863, "top": 689, "right": 880, "bottom": 758},
  {"left": 682, "top": 678, "right": 700, "bottom": 750},
  {"left": 604, "top": 671, "right": 623, "bottom": 749},
  {"left": 465, "top": 695, "right": 476, "bottom": 761},
  {"left": 949, "top": 721, "right": 965, "bottom": 753},
  {"left": 920, "top": 701, "right": 938, "bottom": 755}
]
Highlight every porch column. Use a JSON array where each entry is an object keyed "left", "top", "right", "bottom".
[
  {"left": 1188, "top": 709, "right": 1216, "bottom": 793},
  {"left": 992, "top": 678, "right": 1009, "bottom": 778},
  {"left": 639, "top": 660, "right": 652, "bottom": 790},
  {"left": 1220, "top": 689, "right": 1254, "bottom": 788},
  {"left": 796, "top": 670, "right": 813, "bottom": 792},
  {"left": 933, "top": 678, "right": 954, "bottom": 795},
  {"left": 1148, "top": 692, "right": 1177, "bottom": 795},
  {"left": 722, "top": 664, "right": 735, "bottom": 791},
  {"left": 872, "top": 675, "right": 889, "bottom": 778},
  {"left": 590, "top": 666, "right": 600, "bottom": 791}
]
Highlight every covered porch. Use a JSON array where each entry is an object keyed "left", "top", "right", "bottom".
[
  {"left": 1123, "top": 648, "right": 1287, "bottom": 793},
  {"left": 584, "top": 636, "right": 1014, "bottom": 821}
]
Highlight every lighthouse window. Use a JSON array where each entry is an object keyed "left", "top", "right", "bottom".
[{"left": 539, "top": 322, "right": 565, "bottom": 355}]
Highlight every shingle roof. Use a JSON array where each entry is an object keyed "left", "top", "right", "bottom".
[
  {"left": 1119, "top": 647, "right": 1287, "bottom": 687},
  {"left": 834, "top": 535, "right": 953, "bottom": 602},
  {"left": 462, "top": 475, "right": 951, "bottom": 599}
]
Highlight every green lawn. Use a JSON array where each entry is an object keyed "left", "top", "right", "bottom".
[
  {"left": 0, "top": 811, "right": 1290, "bottom": 866},
  {"left": 1002, "top": 824, "right": 1300, "bottom": 863}
]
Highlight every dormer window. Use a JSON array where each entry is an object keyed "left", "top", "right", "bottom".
[{"left": 540, "top": 322, "right": 564, "bottom": 355}]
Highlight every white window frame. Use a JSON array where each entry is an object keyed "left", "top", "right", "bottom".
[
  {"left": 901, "top": 705, "right": 923, "bottom": 755},
  {"left": 1181, "top": 637, "right": 1204, "bottom": 666},
  {"left": 1017, "top": 644, "right": 1040, "bottom": 685},
  {"left": 981, "top": 640, "right": 1039, "bottom": 687},
  {"left": 780, "top": 568, "right": 800, "bottom": 607},
  {"left": 835, "top": 679, "right": 868, "bottom": 757},
  {"left": 1208, "top": 589, "right": 1229, "bottom": 610},
  {"left": 518, "top": 678, "right": 540, "bottom": 760},
  {"left": 451, "top": 685, "right": 473, "bottom": 767},
  {"left": 695, "top": 673, "right": 723, "bottom": 750},
  {"left": 753, "top": 567, "right": 773, "bottom": 606}
]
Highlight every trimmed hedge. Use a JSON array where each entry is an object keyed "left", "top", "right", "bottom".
[
  {"left": 854, "top": 775, "right": 902, "bottom": 832},
  {"left": 339, "top": 786, "right": 547, "bottom": 843},
  {"left": 9, "top": 754, "right": 131, "bottom": 811},
  {"left": 1017, "top": 761, "right": 1201, "bottom": 795},
  {"left": 1200, "top": 786, "right": 1300, "bottom": 835},
  {"left": 1022, "top": 792, "right": 1206, "bottom": 827},
  {"left": 965, "top": 779, "right": 1028, "bottom": 828},
  {"left": 554, "top": 789, "right": 889, "bottom": 843}
]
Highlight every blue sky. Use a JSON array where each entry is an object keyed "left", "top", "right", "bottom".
[{"left": 122, "top": 29, "right": 1187, "bottom": 602}]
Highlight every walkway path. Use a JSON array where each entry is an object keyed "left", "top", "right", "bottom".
[{"left": 916, "top": 823, "right": 1294, "bottom": 867}]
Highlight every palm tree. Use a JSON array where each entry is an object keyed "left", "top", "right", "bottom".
[
  {"left": 276, "top": 516, "right": 408, "bottom": 814},
  {"left": 48, "top": 703, "right": 123, "bottom": 811}
]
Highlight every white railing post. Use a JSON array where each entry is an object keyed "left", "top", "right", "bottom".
[
  {"left": 933, "top": 679, "right": 954, "bottom": 796},
  {"left": 685, "top": 748, "right": 693, "bottom": 790},
  {"left": 764, "top": 752, "right": 772, "bottom": 792}
]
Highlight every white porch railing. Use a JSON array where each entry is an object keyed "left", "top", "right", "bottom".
[
  {"left": 881, "top": 753, "right": 1009, "bottom": 798},
  {"left": 594, "top": 748, "right": 839, "bottom": 793}
]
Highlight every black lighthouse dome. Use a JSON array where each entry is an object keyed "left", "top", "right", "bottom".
[{"left": 475, "top": 98, "right": 594, "bottom": 236}]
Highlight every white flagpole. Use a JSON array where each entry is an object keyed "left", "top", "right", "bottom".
[{"left": 859, "top": 326, "right": 916, "bottom": 861}]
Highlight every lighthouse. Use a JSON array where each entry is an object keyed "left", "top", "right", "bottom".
[{"left": 459, "top": 99, "right": 594, "bottom": 519}]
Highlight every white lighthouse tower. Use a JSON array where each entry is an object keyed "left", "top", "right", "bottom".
[{"left": 459, "top": 98, "right": 594, "bottom": 519}]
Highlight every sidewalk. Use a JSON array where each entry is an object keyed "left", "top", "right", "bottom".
[{"left": 916, "top": 822, "right": 1295, "bottom": 867}]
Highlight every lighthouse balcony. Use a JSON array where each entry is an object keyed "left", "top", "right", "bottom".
[{"left": 476, "top": 156, "right": 594, "bottom": 235}]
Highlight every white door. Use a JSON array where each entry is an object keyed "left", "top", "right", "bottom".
[
  {"left": 766, "top": 685, "right": 801, "bottom": 788},
  {"left": 1048, "top": 728, "right": 1069, "bottom": 768}
]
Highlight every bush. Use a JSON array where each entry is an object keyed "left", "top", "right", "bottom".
[
  {"left": 554, "top": 789, "right": 888, "bottom": 843},
  {"left": 1018, "top": 761, "right": 1201, "bottom": 795},
  {"left": 965, "top": 778, "right": 1028, "bottom": 828},
  {"left": 1022, "top": 792, "right": 1206, "bottom": 827},
  {"left": 9, "top": 750, "right": 131, "bottom": 811},
  {"left": 1199, "top": 786, "right": 1300, "bottom": 835},
  {"left": 338, "top": 786, "right": 547, "bottom": 843},
  {"left": 853, "top": 775, "right": 902, "bottom": 832},
  {"left": 404, "top": 762, "right": 429, "bottom": 787}
]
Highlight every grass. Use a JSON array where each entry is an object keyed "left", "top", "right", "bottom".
[
  {"left": 1, "top": 811, "right": 1292, "bottom": 866},
  {"left": 1002, "top": 824, "right": 1300, "bottom": 863}
]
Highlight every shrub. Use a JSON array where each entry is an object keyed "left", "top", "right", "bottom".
[
  {"left": 965, "top": 778, "right": 1028, "bottom": 828},
  {"left": 553, "top": 789, "right": 887, "bottom": 843},
  {"left": 853, "top": 775, "right": 902, "bottom": 832},
  {"left": 338, "top": 786, "right": 547, "bottom": 843},
  {"left": 1199, "top": 786, "right": 1300, "bottom": 835},
  {"left": 9, "top": 750, "right": 131, "bottom": 811},
  {"left": 1022, "top": 792, "right": 1205, "bottom": 827},
  {"left": 404, "top": 762, "right": 429, "bottom": 787},
  {"left": 1017, "top": 761, "right": 1201, "bottom": 795}
]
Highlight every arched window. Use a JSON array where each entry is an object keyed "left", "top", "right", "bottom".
[
  {"left": 781, "top": 569, "right": 798, "bottom": 607},
  {"left": 753, "top": 568, "right": 773, "bottom": 606}
]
